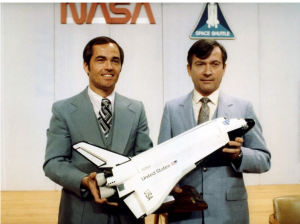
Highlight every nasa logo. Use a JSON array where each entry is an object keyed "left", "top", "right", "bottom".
[
  {"left": 61, "top": 3, "right": 155, "bottom": 24},
  {"left": 190, "top": 3, "right": 235, "bottom": 39}
]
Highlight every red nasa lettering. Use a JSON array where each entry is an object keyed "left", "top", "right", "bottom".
[{"left": 61, "top": 3, "right": 156, "bottom": 24}]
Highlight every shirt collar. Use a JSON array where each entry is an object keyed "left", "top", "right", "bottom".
[
  {"left": 88, "top": 86, "right": 115, "bottom": 112},
  {"left": 193, "top": 88, "right": 220, "bottom": 105}
]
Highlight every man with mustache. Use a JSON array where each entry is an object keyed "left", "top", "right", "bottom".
[
  {"left": 158, "top": 39, "right": 271, "bottom": 224},
  {"left": 44, "top": 36, "right": 152, "bottom": 224}
]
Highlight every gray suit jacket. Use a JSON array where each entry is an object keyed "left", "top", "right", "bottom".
[
  {"left": 44, "top": 87, "right": 153, "bottom": 224},
  {"left": 158, "top": 91, "right": 271, "bottom": 224}
]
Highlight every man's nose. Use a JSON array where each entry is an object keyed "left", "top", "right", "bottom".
[
  {"left": 105, "top": 61, "right": 113, "bottom": 70},
  {"left": 204, "top": 65, "right": 212, "bottom": 75}
]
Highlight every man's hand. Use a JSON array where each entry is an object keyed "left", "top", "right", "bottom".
[
  {"left": 81, "top": 172, "right": 118, "bottom": 206},
  {"left": 172, "top": 185, "right": 183, "bottom": 193},
  {"left": 222, "top": 137, "right": 244, "bottom": 159}
]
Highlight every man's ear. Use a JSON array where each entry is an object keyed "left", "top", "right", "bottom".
[
  {"left": 222, "top": 63, "right": 227, "bottom": 77},
  {"left": 187, "top": 64, "right": 191, "bottom": 77},
  {"left": 83, "top": 62, "right": 89, "bottom": 74}
]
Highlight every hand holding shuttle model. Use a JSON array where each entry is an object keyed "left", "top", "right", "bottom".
[
  {"left": 73, "top": 117, "right": 255, "bottom": 218},
  {"left": 81, "top": 172, "right": 118, "bottom": 206}
]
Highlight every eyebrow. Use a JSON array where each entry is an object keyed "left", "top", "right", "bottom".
[
  {"left": 94, "top": 55, "right": 120, "bottom": 61},
  {"left": 195, "top": 59, "right": 221, "bottom": 63},
  {"left": 211, "top": 60, "right": 221, "bottom": 63},
  {"left": 112, "top": 56, "right": 120, "bottom": 61},
  {"left": 95, "top": 55, "right": 105, "bottom": 59}
]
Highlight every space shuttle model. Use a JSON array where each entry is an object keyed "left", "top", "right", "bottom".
[{"left": 73, "top": 117, "right": 255, "bottom": 219}]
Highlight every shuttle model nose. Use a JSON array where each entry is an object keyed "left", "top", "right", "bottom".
[
  {"left": 245, "top": 119, "right": 255, "bottom": 131},
  {"left": 227, "top": 118, "right": 255, "bottom": 141}
]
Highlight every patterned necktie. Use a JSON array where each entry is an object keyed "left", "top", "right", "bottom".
[
  {"left": 98, "top": 98, "right": 112, "bottom": 138},
  {"left": 197, "top": 97, "right": 210, "bottom": 125}
]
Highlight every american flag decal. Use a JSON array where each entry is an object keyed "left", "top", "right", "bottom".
[{"left": 171, "top": 160, "right": 177, "bottom": 166}]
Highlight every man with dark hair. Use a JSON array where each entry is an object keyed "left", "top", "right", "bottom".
[
  {"left": 83, "top": 36, "right": 125, "bottom": 68},
  {"left": 187, "top": 39, "right": 227, "bottom": 69},
  {"left": 158, "top": 39, "right": 271, "bottom": 223},
  {"left": 44, "top": 36, "right": 153, "bottom": 224}
]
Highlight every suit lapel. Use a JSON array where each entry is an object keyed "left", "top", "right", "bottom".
[
  {"left": 179, "top": 91, "right": 196, "bottom": 130},
  {"left": 70, "top": 88, "right": 104, "bottom": 147},
  {"left": 111, "top": 93, "right": 135, "bottom": 154},
  {"left": 217, "top": 91, "right": 233, "bottom": 119}
]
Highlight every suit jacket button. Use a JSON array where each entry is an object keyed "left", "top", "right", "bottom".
[{"left": 203, "top": 167, "right": 207, "bottom": 172}]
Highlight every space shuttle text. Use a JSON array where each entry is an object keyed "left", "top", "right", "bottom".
[{"left": 195, "top": 31, "right": 230, "bottom": 36}]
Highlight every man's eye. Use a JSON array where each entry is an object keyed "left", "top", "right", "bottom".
[{"left": 112, "top": 60, "right": 120, "bottom": 64}]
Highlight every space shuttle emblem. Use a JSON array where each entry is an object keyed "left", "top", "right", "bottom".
[{"left": 190, "top": 3, "right": 235, "bottom": 40}]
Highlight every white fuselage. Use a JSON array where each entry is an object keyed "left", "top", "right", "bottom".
[{"left": 105, "top": 118, "right": 249, "bottom": 218}]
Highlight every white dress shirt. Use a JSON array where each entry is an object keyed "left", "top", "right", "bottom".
[
  {"left": 88, "top": 86, "right": 115, "bottom": 118},
  {"left": 192, "top": 89, "right": 220, "bottom": 123}
]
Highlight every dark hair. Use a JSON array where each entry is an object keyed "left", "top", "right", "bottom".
[
  {"left": 187, "top": 39, "right": 227, "bottom": 68},
  {"left": 83, "top": 36, "right": 124, "bottom": 68}
]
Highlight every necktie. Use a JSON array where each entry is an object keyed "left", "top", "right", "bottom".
[
  {"left": 197, "top": 97, "right": 210, "bottom": 125},
  {"left": 98, "top": 98, "right": 112, "bottom": 138}
]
